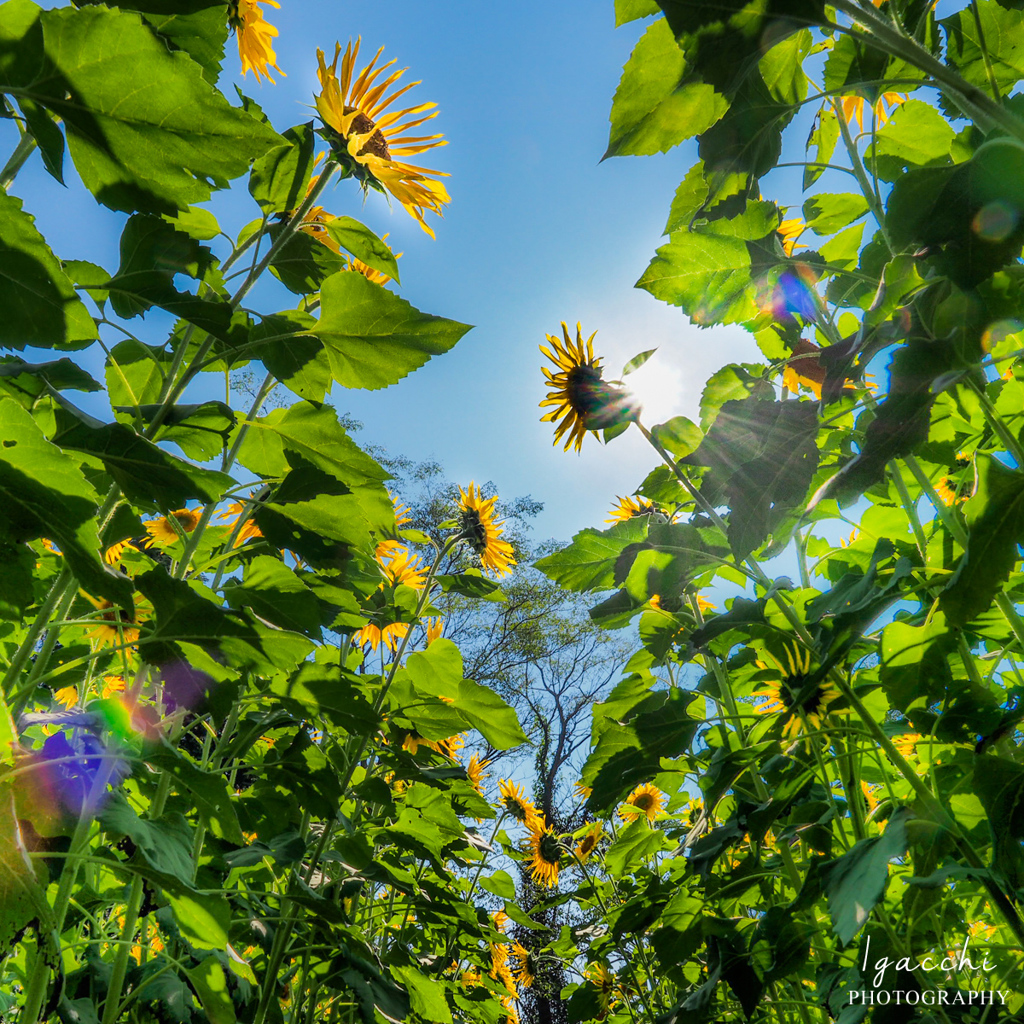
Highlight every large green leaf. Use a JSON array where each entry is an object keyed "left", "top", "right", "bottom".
[
  {"left": 0, "top": 191, "right": 96, "bottom": 351},
  {"left": 104, "top": 215, "right": 232, "bottom": 339},
  {"left": 326, "top": 217, "right": 402, "bottom": 284},
  {"left": 223, "top": 555, "right": 323, "bottom": 639},
  {"left": 249, "top": 122, "right": 316, "bottom": 215},
  {"left": 820, "top": 808, "right": 909, "bottom": 945},
  {"left": 943, "top": 0, "right": 1024, "bottom": 96},
  {"left": 942, "top": 457, "right": 1024, "bottom": 626},
  {"left": 0, "top": 397, "right": 129, "bottom": 604},
  {"left": 0, "top": 1, "right": 280, "bottom": 214},
  {"left": 605, "top": 17, "right": 725, "bottom": 158},
  {"left": 637, "top": 231, "right": 761, "bottom": 326},
  {"left": 315, "top": 272, "right": 472, "bottom": 390},
  {"left": 872, "top": 100, "right": 955, "bottom": 181},
  {"left": 534, "top": 517, "right": 649, "bottom": 592},
  {"left": 52, "top": 411, "right": 233, "bottom": 508}
]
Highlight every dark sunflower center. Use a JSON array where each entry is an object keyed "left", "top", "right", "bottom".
[
  {"left": 781, "top": 676, "right": 825, "bottom": 716},
  {"left": 344, "top": 107, "right": 391, "bottom": 159},
  {"left": 634, "top": 794, "right": 654, "bottom": 811},
  {"left": 459, "top": 510, "right": 488, "bottom": 555},
  {"left": 539, "top": 833, "right": 561, "bottom": 864},
  {"left": 565, "top": 364, "right": 608, "bottom": 417},
  {"left": 580, "top": 835, "right": 596, "bottom": 854}
]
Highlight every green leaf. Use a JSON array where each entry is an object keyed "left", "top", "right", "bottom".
[
  {"left": 622, "top": 349, "right": 657, "bottom": 376},
  {"left": 223, "top": 555, "right": 322, "bottom": 639},
  {"left": 268, "top": 228, "right": 347, "bottom": 295},
  {"left": 820, "top": 808, "right": 909, "bottom": 945},
  {"left": 477, "top": 869, "right": 517, "bottom": 900},
  {"left": 99, "top": 793, "right": 195, "bottom": 885},
  {"left": 249, "top": 310, "right": 332, "bottom": 403},
  {"left": 170, "top": 892, "right": 230, "bottom": 951},
  {"left": 943, "top": 0, "right": 1024, "bottom": 96},
  {"left": 605, "top": 18, "right": 726, "bottom": 158},
  {"left": 435, "top": 571, "right": 506, "bottom": 601},
  {"left": 534, "top": 517, "right": 649, "bottom": 592},
  {"left": 0, "top": 191, "right": 96, "bottom": 350},
  {"left": 134, "top": 401, "right": 234, "bottom": 461},
  {"left": 0, "top": 397, "right": 129, "bottom": 605},
  {"left": 104, "top": 215, "right": 232, "bottom": 339},
  {"left": 2, "top": 3, "right": 281, "bottom": 214},
  {"left": 942, "top": 457, "right": 1024, "bottom": 626},
  {"left": 759, "top": 29, "right": 811, "bottom": 106},
  {"left": 873, "top": 99, "right": 955, "bottom": 180},
  {"left": 615, "top": 0, "right": 660, "bottom": 25},
  {"left": 326, "top": 217, "right": 402, "bottom": 284},
  {"left": 879, "top": 614, "right": 955, "bottom": 711},
  {"left": 17, "top": 95, "right": 63, "bottom": 183},
  {"left": 163, "top": 206, "right": 221, "bottom": 242},
  {"left": 802, "top": 193, "right": 869, "bottom": 236},
  {"left": 605, "top": 816, "right": 671, "bottom": 877},
  {"left": 77, "top": 0, "right": 231, "bottom": 85},
  {"left": 637, "top": 231, "right": 761, "bottom": 327},
  {"left": 249, "top": 121, "right": 316, "bottom": 214},
  {"left": 143, "top": 739, "right": 245, "bottom": 844},
  {"left": 650, "top": 416, "right": 702, "bottom": 459},
  {"left": 393, "top": 967, "right": 452, "bottom": 1024},
  {"left": 0, "top": 541, "right": 33, "bottom": 619},
  {"left": 315, "top": 272, "right": 472, "bottom": 390},
  {"left": 105, "top": 340, "right": 172, "bottom": 415},
  {"left": 0, "top": 787, "right": 52, "bottom": 959},
  {"left": 185, "top": 959, "right": 235, "bottom": 1024},
  {"left": 52, "top": 411, "right": 233, "bottom": 508},
  {"left": 804, "top": 104, "right": 839, "bottom": 190},
  {"left": 0, "top": 356, "right": 102, "bottom": 396}
]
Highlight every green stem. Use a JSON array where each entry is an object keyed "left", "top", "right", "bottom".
[
  {"left": 2, "top": 567, "right": 71, "bottom": 700},
  {"left": 0, "top": 130, "right": 38, "bottom": 190}
]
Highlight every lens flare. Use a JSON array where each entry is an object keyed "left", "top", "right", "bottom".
[
  {"left": 770, "top": 266, "right": 819, "bottom": 323},
  {"left": 972, "top": 201, "right": 1019, "bottom": 243}
]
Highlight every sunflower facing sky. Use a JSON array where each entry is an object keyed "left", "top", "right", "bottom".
[
  {"left": 527, "top": 825, "right": 562, "bottom": 887},
  {"left": 753, "top": 642, "right": 841, "bottom": 742},
  {"left": 618, "top": 782, "right": 665, "bottom": 822},
  {"left": 457, "top": 483, "right": 515, "bottom": 577},
  {"left": 229, "top": 0, "right": 284, "bottom": 83},
  {"left": 144, "top": 508, "right": 202, "bottom": 547},
  {"left": 540, "top": 322, "right": 640, "bottom": 453},
  {"left": 314, "top": 39, "right": 450, "bottom": 236}
]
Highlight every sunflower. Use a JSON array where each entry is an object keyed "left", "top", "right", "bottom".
[
  {"left": 573, "top": 779, "right": 592, "bottom": 801},
  {"left": 540, "top": 322, "right": 639, "bottom": 453},
  {"left": 861, "top": 780, "right": 881, "bottom": 814},
  {"left": 489, "top": 941, "right": 517, "bottom": 998},
  {"left": 753, "top": 642, "right": 841, "bottom": 742},
  {"left": 618, "top": 782, "right": 665, "bottom": 823},
  {"left": 144, "top": 508, "right": 202, "bottom": 547},
  {"left": 492, "top": 909, "right": 509, "bottom": 934},
  {"left": 893, "top": 732, "right": 921, "bottom": 758},
  {"left": 778, "top": 217, "right": 807, "bottom": 257},
  {"left": 433, "top": 732, "right": 466, "bottom": 759},
  {"left": 605, "top": 494, "right": 654, "bottom": 524},
  {"left": 527, "top": 825, "right": 562, "bottom": 887},
  {"left": 228, "top": 0, "right": 284, "bottom": 83},
  {"left": 934, "top": 476, "right": 965, "bottom": 506},
  {"left": 54, "top": 685, "right": 78, "bottom": 710},
  {"left": 681, "top": 796, "right": 711, "bottom": 830},
  {"left": 314, "top": 40, "right": 450, "bottom": 236},
  {"left": 217, "top": 496, "right": 264, "bottom": 546},
  {"left": 81, "top": 593, "right": 145, "bottom": 647},
  {"left": 574, "top": 822, "right": 602, "bottom": 863},
  {"left": 352, "top": 545, "right": 428, "bottom": 651},
  {"left": 500, "top": 997, "right": 520, "bottom": 1024},
  {"left": 585, "top": 963, "right": 620, "bottom": 1017},
  {"left": 838, "top": 91, "right": 906, "bottom": 131},
  {"left": 424, "top": 617, "right": 444, "bottom": 645},
  {"left": 510, "top": 941, "right": 535, "bottom": 989},
  {"left": 103, "top": 539, "right": 136, "bottom": 565},
  {"left": 457, "top": 483, "right": 515, "bottom": 577},
  {"left": 466, "top": 753, "right": 489, "bottom": 795},
  {"left": 497, "top": 778, "right": 542, "bottom": 830},
  {"left": 374, "top": 491, "right": 414, "bottom": 561}
]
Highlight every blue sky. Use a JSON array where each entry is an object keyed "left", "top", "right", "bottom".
[{"left": 6, "top": 0, "right": 764, "bottom": 545}]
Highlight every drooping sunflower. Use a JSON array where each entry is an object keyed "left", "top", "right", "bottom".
[
  {"left": 103, "top": 538, "right": 136, "bottom": 565},
  {"left": 352, "top": 545, "right": 428, "bottom": 651},
  {"left": 54, "top": 685, "right": 78, "bottom": 710},
  {"left": 228, "top": 0, "right": 284, "bottom": 83},
  {"left": 144, "top": 508, "right": 202, "bottom": 547},
  {"left": 605, "top": 494, "right": 654, "bottom": 524},
  {"left": 540, "top": 322, "right": 640, "bottom": 453},
  {"left": 778, "top": 217, "right": 807, "bottom": 257},
  {"left": 618, "top": 782, "right": 665, "bottom": 823},
  {"left": 488, "top": 941, "right": 517, "bottom": 998},
  {"left": 424, "top": 617, "right": 444, "bottom": 645},
  {"left": 527, "top": 825, "right": 562, "bottom": 888},
  {"left": 573, "top": 779, "right": 592, "bottom": 801},
  {"left": 457, "top": 483, "right": 515, "bottom": 577},
  {"left": 498, "top": 778, "right": 542, "bottom": 830},
  {"left": 466, "top": 753, "right": 489, "bottom": 795},
  {"left": 753, "top": 642, "right": 841, "bottom": 742},
  {"left": 314, "top": 40, "right": 450, "bottom": 236},
  {"left": 893, "top": 732, "right": 921, "bottom": 758},
  {"left": 838, "top": 91, "right": 906, "bottom": 131},
  {"left": 510, "top": 941, "right": 535, "bottom": 989},
  {"left": 574, "top": 822, "right": 602, "bottom": 863}
]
